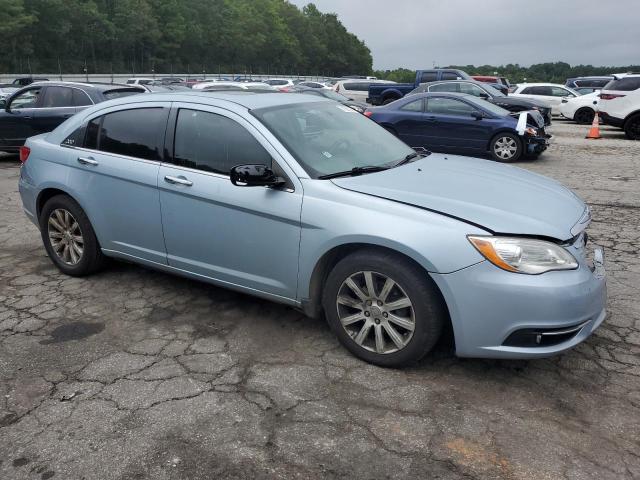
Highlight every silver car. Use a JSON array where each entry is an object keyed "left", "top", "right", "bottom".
[{"left": 18, "top": 92, "right": 607, "bottom": 367}]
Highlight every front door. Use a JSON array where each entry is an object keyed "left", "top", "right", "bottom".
[
  {"left": 424, "top": 97, "right": 491, "bottom": 152},
  {"left": 158, "top": 105, "right": 303, "bottom": 300},
  {"left": 0, "top": 86, "right": 43, "bottom": 149}
]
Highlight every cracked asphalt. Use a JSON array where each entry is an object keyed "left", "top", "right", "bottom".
[{"left": 1, "top": 121, "right": 639, "bottom": 479}]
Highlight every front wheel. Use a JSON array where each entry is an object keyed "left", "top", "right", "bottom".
[
  {"left": 490, "top": 133, "right": 522, "bottom": 162},
  {"left": 322, "top": 250, "right": 445, "bottom": 367},
  {"left": 624, "top": 114, "right": 640, "bottom": 140},
  {"left": 39, "top": 194, "right": 106, "bottom": 276}
]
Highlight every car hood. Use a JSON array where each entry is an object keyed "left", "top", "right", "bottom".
[
  {"left": 493, "top": 95, "right": 549, "bottom": 109},
  {"left": 331, "top": 154, "right": 586, "bottom": 241}
]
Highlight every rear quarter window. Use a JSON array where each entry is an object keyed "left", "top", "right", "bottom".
[
  {"left": 343, "top": 83, "right": 370, "bottom": 92},
  {"left": 605, "top": 77, "right": 640, "bottom": 91}
]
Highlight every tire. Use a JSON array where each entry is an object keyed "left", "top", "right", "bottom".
[
  {"left": 574, "top": 107, "right": 595, "bottom": 125},
  {"left": 382, "top": 97, "right": 397, "bottom": 105},
  {"left": 322, "top": 249, "right": 445, "bottom": 367},
  {"left": 624, "top": 114, "right": 640, "bottom": 140},
  {"left": 39, "top": 194, "right": 105, "bottom": 276},
  {"left": 490, "top": 132, "right": 523, "bottom": 162}
]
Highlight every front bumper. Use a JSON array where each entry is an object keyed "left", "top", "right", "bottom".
[
  {"left": 524, "top": 133, "right": 551, "bottom": 154},
  {"left": 431, "top": 245, "right": 607, "bottom": 359}
]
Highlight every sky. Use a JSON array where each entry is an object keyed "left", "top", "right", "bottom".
[{"left": 289, "top": 0, "right": 640, "bottom": 70}]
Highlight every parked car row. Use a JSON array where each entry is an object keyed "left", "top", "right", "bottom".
[{"left": 17, "top": 89, "right": 607, "bottom": 367}]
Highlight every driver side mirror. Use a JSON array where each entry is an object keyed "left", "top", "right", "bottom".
[
  {"left": 479, "top": 92, "right": 489, "bottom": 100},
  {"left": 230, "top": 164, "right": 285, "bottom": 188},
  {"left": 471, "top": 111, "right": 484, "bottom": 120}
]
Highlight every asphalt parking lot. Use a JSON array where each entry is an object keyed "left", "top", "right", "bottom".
[{"left": 1, "top": 121, "right": 639, "bottom": 480}]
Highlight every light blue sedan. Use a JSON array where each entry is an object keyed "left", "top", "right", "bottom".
[{"left": 18, "top": 92, "right": 607, "bottom": 367}]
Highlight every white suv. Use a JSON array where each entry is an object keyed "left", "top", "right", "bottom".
[
  {"left": 511, "top": 83, "right": 580, "bottom": 114},
  {"left": 598, "top": 74, "right": 640, "bottom": 140}
]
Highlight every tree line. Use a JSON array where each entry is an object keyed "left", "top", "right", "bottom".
[
  {"left": 374, "top": 62, "right": 640, "bottom": 84},
  {"left": 1, "top": 0, "right": 372, "bottom": 76}
]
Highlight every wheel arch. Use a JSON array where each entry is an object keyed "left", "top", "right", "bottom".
[
  {"left": 301, "top": 243, "right": 452, "bottom": 338},
  {"left": 623, "top": 109, "right": 640, "bottom": 127},
  {"left": 36, "top": 187, "right": 75, "bottom": 221},
  {"left": 486, "top": 128, "right": 522, "bottom": 152},
  {"left": 381, "top": 89, "right": 403, "bottom": 102}
]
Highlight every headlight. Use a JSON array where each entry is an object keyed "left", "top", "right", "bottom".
[
  {"left": 524, "top": 126, "right": 538, "bottom": 135},
  {"left": 468, "top": 236, "right": 578, "bottom": 274}
]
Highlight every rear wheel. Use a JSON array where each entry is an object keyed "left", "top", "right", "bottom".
[
  {"left": 322, "top": 249, "right": 445, "bottom": 367},
  {"left": 490, "top": 133, "right": 522, "bottom": 162},
  {"left": 39, "top": 195, "right": 105, "bottom": 276},
  {"left": 624, "top": 114, "right": 640, "bottom": 140},
  {"left": 382, "top": 97, "right": 397, "bottom": 105},
  {"left": 574, "top": 107, "right": 595, "bottom": 125}
]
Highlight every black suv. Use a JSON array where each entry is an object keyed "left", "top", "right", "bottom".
[
  {"left": 0, "top": 81, "right": 145, "bottom": 152},
  {"left": 409, "top": 80, "right": 552, "bottom": 126}
]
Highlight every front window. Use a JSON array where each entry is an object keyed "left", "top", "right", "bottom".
[
  {"left": 252, "top": 102, "right": 414, "bottom": 179},
  {"left": 425, "top": 97, "right": 476, "bottom": 116},
  {"left": 173, "top": 109, "right": 272, "bottom": 175},
  {"left": 9, "top": 87, "right": 42, "bottom": 109}
]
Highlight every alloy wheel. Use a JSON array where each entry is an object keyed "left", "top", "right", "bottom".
[
  {"left": 47, "top": 208, "right": 84, "bottom": 265},
  {"left": 628, "top": 119, "right": 640, "bottom": 139},
  {"left": 494, "top": 136, "right": 518, "bottom": 160},
  {"left": 336, "top": 271, "right": 415, "bottom": 354},
  {"left": 575, "top": 109, "right": 594, "bottom": 124}
]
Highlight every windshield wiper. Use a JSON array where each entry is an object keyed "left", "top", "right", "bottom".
[
  {"left": 318, "top": 165, "right": 390, "bottom": 180},
  {"left": 391, "top": 150, "right": 429, "bottom": 168}
]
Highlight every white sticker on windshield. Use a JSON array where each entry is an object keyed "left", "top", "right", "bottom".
[
  {"left": 322, "top": 151, "right": 333, "bottom": 158},
  {"left": 336, "top": 105, "right": 356, "bottom": 113}
]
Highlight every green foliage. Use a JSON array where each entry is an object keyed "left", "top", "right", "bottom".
[
  {"left": 0, "top": 0, "right": 372, "bottom": 75},
  {"left": 375, "top": 62, "right": 640, "bottom": 84}
]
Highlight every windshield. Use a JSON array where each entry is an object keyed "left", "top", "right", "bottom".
[
  {"left": 252, "top": 102, "right": 415, "bottom": 179},
  {"left": 483, "top": 83, "right": 505, "bottom": 97},
  {"left": 464, "top": 96, "right": 510, "bottom": 116}
]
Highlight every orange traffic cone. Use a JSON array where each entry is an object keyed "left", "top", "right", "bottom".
[{"left": 585, "top": 111, "right": 601, "bottom": 139}]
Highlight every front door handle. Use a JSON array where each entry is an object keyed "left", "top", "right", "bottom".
[
  {"left": 77, "top": 156, "right": 98, "bottom": 166},
  {"left": 425, "top": 116, "right": 437, "bottom": 122},
  {"left": 164, "top": 175, "right": 193, "bottom": 186}
]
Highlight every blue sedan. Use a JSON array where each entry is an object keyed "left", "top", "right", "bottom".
[
  {"left": 18, "top": 92, "right": 604, "bottom": 367},
  {"left": 366, "top": 92, "right": 549, "bottom": 162}
]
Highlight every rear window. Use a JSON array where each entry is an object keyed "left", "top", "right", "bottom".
[
  {"left": 575, "top": 79, "right": 611, "bottom": 88},
  {"left": 266, "top": 80, "right": 289, "bottom": 86},
  {"left": 419, "top": 72, "right": 437, "bottom": 83},
  {"left": 103, "top": 88, "right": 144, "bottom": 100},
  {"left": 604, "top": 77, "right": 640, "bottom": 91},
  {"left": 343, "top": 83, "right": 370, "bottom": 92}
]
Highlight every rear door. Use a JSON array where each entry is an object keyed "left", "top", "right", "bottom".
[
  {"left": 158, "top": 103, "right": 303, "bottom": 299},
  {"left": 393, "top": 98, "right": 427, "bottom": 146},
  {"left": 64, "top": 103, "right": 169, "bottom": 263},
  {"left": 0, "top": 86, "right": 43, "bottom": 148},
  {"left": 35, "top": 86, "right": 93, "bottom": 133}
]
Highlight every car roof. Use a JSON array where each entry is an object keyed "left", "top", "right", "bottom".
[
  {"left": 419, "top": 79, "right": 488, "bottom": 88},
  {"left": 97, "top": 91, "right": 331, "bottom": 110},
  {"left": 27, "top": 80, "right": 144, "bottom": 92},
  {"left": 517, "top": 83, "right": 567, "bottom": 87}
]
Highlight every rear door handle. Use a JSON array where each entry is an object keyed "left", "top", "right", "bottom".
[
  {"left": 425, "top": 116, "right": 437, "bottom": 122},
  {"left": 77, "top": 156, "right": 98, "bottom": 166},
  {"left": 164, "top": 175, "right": 193, "bottom": 186}
]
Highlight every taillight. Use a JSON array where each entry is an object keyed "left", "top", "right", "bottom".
[
  {"left": 364, "top": 110, "right": 372, "bottom": 118},
  {"left": 19, "top": 146, "right": 31, "bottom": 163},
  {"left": 599, "top": 93, "right": 625, "bottom": 100}
]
